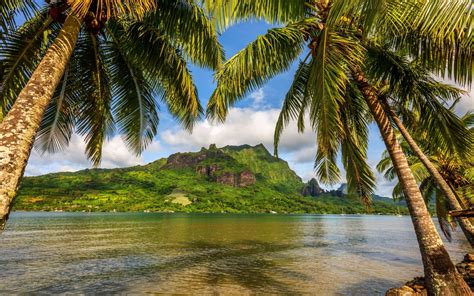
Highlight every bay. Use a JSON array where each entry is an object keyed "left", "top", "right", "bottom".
[{"left": 0, "top": 212, "right": 469, "bottom": 295}]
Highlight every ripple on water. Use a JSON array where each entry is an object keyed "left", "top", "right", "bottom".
[{"left": 0, "top": 213, "right": 469, "bottom": 294}]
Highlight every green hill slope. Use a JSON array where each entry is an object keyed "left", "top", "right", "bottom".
[{"left": 14, "top": 144, "right": 406, "bottom": 214}]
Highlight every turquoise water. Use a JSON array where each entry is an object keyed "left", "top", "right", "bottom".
[{"left": 0, "top": 212, "right": 470, "bottom": 294}]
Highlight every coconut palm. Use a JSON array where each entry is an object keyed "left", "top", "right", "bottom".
[
  {"left": 378, "top": 112, "right": 474, "bottom": 241},
  {"left": 365, "top": 46, "right": 474, "bottom": 246},
  {"left": 204, "top": 0, "right": 472, "bottom": 293},
  {"left": 0, "top": 0, "right": 223, "bottom": 229}
]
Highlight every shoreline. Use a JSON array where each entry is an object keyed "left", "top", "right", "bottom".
[
  {"left": 10, "top": 210, "right": 410, "bottom": 216},
  {"left": 386, "top": 254, "right": 474, "bottom": 295}
]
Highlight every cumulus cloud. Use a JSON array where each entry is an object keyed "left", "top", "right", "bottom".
[
  {"left": 25, "top": 134, "right": 159, "bottom": 176},
  {"left": 161, "top": 107, "right": 315, "bottom": 154},
  {"left": 291, "top": 146, "right": 317, "bottom": 164},
  {"left": 250, "top": 88, "right": 265, "bottom": 106},
  {"left": 438, "top": 77, "right": 473, "bottom": 115},
  {"left": 456, "top": 88, "right": 473, "bottom": 115}
]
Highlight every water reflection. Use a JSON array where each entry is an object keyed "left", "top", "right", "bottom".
[{"left": 0, "top": 213, "right": 469, "bottom": 295}]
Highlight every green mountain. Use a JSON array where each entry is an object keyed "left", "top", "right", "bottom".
[{"left": 15, "top": 144, "right": 406, "bottom": 214}]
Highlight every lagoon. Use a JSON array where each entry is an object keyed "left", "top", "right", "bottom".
[{"left": 0, "top": 212, "right": 469, "bottom": 294}]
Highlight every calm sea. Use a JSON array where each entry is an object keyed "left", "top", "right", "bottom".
[{"left": 0, "top": 212, "right": 470, "bottom": 295}]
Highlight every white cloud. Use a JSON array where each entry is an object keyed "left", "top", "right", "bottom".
[
  {"left": 161, "top": 107, "right": 315, "bottom": 154},
  {"left": 291, "top": 146, "right": 316, "bottom": 164},
  {"left": 250, "top": 88, "right": 265, "bottom": 106},
  {"left": 437, "top": 77, "right": 473, "bottom": 115},
  {"left": 25, "top": 134, "right": 160, "bottom": 176},
  {"left": 456, "top": 88, "right": 473, "bottom": 115}
]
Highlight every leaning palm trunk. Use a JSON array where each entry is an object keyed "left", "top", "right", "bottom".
[
  {"left": 381, "top": 97, "right": 474, "bottom": 248},
  {"left": 351, "top": 66, "right": 470, "bottom": 295},
  {"left": 0, "top": 14, "right": 82, "bottom": 230}
]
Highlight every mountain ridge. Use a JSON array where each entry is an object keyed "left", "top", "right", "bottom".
[{"left": 15, "top": 144, "right": 406, "bottom": 214}]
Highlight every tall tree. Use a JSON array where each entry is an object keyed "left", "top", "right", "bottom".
[
  {"left": 378, "top": 111, "right": 474, "bottom": 243},
  {"left": 0, "top": 0, "right": 223, "bottom": 228},
  {"left": 204, "top": 0, "right": 472, "bottom": 293},
  {"left": 365, "top": 46, "right": 474, "bottom": 246}
]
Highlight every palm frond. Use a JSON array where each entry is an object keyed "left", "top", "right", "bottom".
[
  {"left": 0, "top": 0, "right": 37, "bottom": 36},
  {"left": 340, "top": 81, "right": 375, "bottom": 206},
  {"left": 436, "top": 189, "right": 456, "bottom": 242},
  {"left": 274, "top": 55, "right": 311, "bottom": 158},
  {"left": 105, "top": 22, "right": 159, "bottom": 154},
  {"left": 123, "top": 22, "right": 202, "bottom": 130},
  {"left": 34, "top": 63, "right": 79, "bottom": 154},
  {"left": 144, "top": 0, "right": 224, "bottom": 69},
  {"left": 207, "top": 21, "right": 309, "bottom": 121},
  {"left": 0, "top": 10, "right": 54, "bottom": 119},
  {"left": 365, "top": 45, "right": 472, "bottom": 158},
  {"left": 307, "top": 29, "right": 365, "bottom": 185},
  {"left": 202, "top": 0, "right": 307, "bottom": 30},
  {"left": 75, "top": 32, "right": 114, "bottom": 165},
  {"left": 388, "top": 0, "right": 473, "bottom": 86}
]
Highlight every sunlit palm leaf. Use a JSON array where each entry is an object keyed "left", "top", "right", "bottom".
[
  {"left": 274, "top": 55, "right": 311, "bottom": 158},
  {"left": 124, "top": 22, "right": 202, "bottom": 130},
  {"left": 202, "top": 0, "right": 307, "bottom": 30},
  {"left": 307, "top": 29, "right": 364, "bottom": 184},
  {"left": 207, "top": 21, "right": 310, "bottom": 121},
  {"left": 145, "top": 0, "right": 224, "bottom": 69},
  {"left": 0, "top": 10, "right": 54, "bottom": 119},
  {"left": 389, "top": 0, "right": 473, "bottom": 86}
]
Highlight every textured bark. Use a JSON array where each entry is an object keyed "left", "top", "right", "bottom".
[
  {"left": 0, "top": 14, "right": 81, "bottom": 230},
  {"left": 381, "top": 98, "right": 474, "bottom": 248},
  {"left": 351, "top": 66, "right": 471, "bottom": 295}
]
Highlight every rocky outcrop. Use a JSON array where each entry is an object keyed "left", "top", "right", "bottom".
[
  {"left": 188, "top": 145, "right": 256, "bottom": 188},
  {"left": 216, "top": 172, "right": 236, "bottom": 186},
  {"left": 456, "top": 253, "right": 474, "bottom": 288},
  {"left": 385, "top": 277, "right": 427, "bottom": 296},
  {"left": 302, "top": 178, "right": 324, "bottom": 197},
  {"left": 165, "top": 152, "right": 207, "bottom": 168},
  {"left": 164, "top": 144, "right": 229, "bottom": 169},
  {"left": 386, "top": 254, "right": 474, "bottom": 295},
  {"left": 336, "top": 183, "right": 348, "bottom": 194},
  {"left": 199, "top": 167, "right": 256, "bottom": 187},
  {"left": 239, "top": 170, "right": 256, "bottom": 186},
  {"left": 196, "top": 164, "right": 218, "bottom": 177}
]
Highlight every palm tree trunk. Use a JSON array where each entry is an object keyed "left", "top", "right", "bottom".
[
  {"left": 351, "top": 66, "right": 471, "bottom": 295},
  {"left": 0, "top": 14, "right": 82, "bottom": 230},
  {"left": 381, "top": 97, "right": 474, "bottom": 248}
]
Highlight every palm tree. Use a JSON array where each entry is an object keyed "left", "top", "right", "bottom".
[
  {"left": 204, "top": 0, "right": 472, "bottom": 293},
  {"left": 378, "top": 112, "right": 474, "bottom": 242},
  {"left": 0, "top": 0, "right": 223, "bottom": 229},
  {"left": 363, "top": 46, "right": 474, "bottom": 246}
]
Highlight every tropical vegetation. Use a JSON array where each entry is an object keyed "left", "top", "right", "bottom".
[
  {"left": 0, "top": 0, "right": 223, "bottom": 229},
  {"left": 378, "top": 112, "right": 474, "bottom": 242},
  {"left": 204, "top": 0, "right": 473, "bottom": 293},
  {"left": 365, "top": 46, "right": 474, "bottom": 247},
  {"left": 14, "top": 144, "right": 406, "bottom": 214}
]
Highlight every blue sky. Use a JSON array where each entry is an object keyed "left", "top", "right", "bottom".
[{"left": 25, "top": 19, "right": 473, "bottom": 197}]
